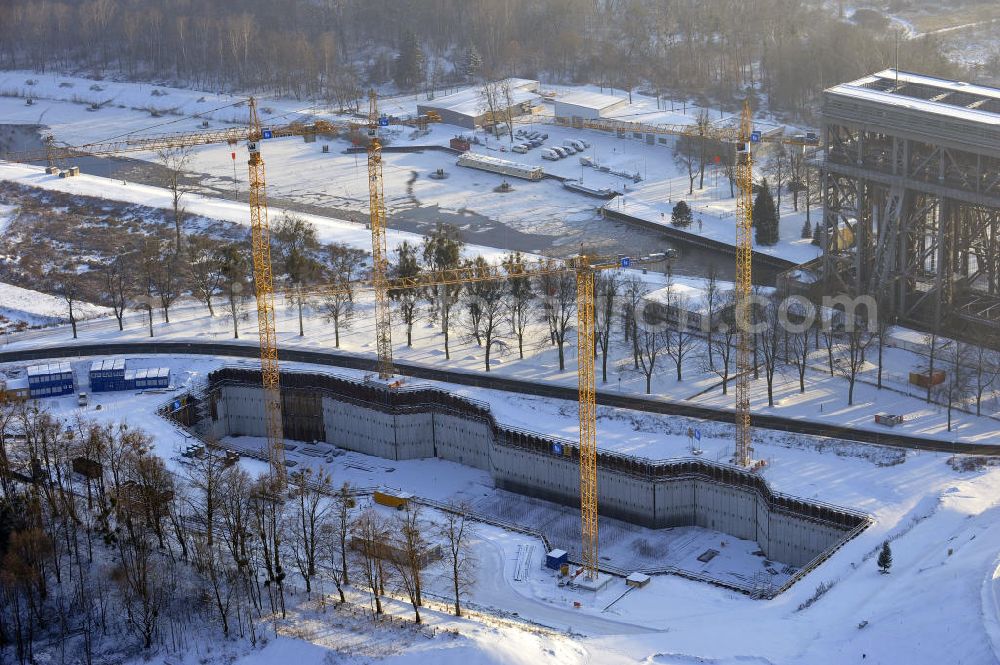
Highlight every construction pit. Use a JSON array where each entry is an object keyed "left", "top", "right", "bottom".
[{"left": 179, "top": 367, "right": 871, "bottom": 598}]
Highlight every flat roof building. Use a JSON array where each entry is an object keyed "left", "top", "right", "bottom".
[{"left": 554, "top": 91, "right": 629, "bottom": 120}]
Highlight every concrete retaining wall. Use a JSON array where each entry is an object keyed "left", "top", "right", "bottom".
[{"left": 206, "top": 368, "right": 868, "bottom": 568}]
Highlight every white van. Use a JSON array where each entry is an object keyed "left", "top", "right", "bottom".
[
  {"left": 542, "top": 149, "right": 559, "bottom": 161},
  {"left": 512, "top": 144, "right": 529, "bottom": 154}
]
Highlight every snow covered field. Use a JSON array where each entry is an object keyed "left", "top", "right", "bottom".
[
  {"left": 5, "top": 352, "right": 1000, "bottom": 664},
  {"left": 0, "top": 71, "right": 814, "bottom": 263},
  {"left": 0, "top": 280, "right": 109, "bottom": 331}
]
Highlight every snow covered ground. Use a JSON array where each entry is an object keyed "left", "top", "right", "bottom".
[
  {"left": 6, "top": 352, "right": 1000, "bottom": 664},
  {"left": 0, "top": 280, "right": 110, "bottom": 331},
  {"left": 0, "top": 71, "right": 814, "bottom": 263}
]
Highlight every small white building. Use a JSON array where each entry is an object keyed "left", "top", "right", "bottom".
[{"left": 554, "top": 91, "right": 629, "bottom": 120}]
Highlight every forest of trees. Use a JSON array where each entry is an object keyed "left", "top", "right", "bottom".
[
  {"left": 0, "top": 0, "right": 962, "bottom": 115},
  {"left": 0, "top": 399, "right": 477, "bottom": 662}
]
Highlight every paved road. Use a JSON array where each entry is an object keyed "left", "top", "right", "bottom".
[{"left": 1, "top": 339, "right": 997, "bottom": 456}]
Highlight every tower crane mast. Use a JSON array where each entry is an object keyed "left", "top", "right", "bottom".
[
  {"left": 246, "top": 98, "right": 287, "bottom": 486},
  {"left": 734, "top": 100, "right": 754, "bottom": 468},
  {"left": 367, "top": 90, "right": 394, "bottom": 380}
]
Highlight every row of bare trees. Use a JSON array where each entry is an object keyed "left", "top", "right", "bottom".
[{"left": 0, "top": 397, "right": 478, "bottom": 662}]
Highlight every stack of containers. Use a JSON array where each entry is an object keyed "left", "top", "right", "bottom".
[
  {"left": 89, "top": 358, "right": 127, "bottom": 392},
  {"left": 26, "top": 362, "right": 75, "bottom": 398},
  {"left": 124, "top": 367, "right": 171, "bottom": 390}
]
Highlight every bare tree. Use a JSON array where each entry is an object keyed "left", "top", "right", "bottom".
[
  {"left": 703, "top": 267, "right": 721, "bottom": 369},
  {"left": 621, "top": 276, "right": 647, "bottom": 369},
  {"left": 504, "top": 252, "right": 536, "bottom": 360},
  {"left": 151, "top": 242, "right": 184, "bottom": 324},
  {"left": 595, "top": 272, "right": 621, "bottom": 383},
  {"left": 757, "top": 298, "right": 782, "bottom": 407},
  {"left": 940, "top": 342, "right": 975, "bottom": 432},
  {"left": 321, "top": 243, "right": 364, "bottom": 347},
  {"left": 921, "top": 331, "right": 948, "bottom": 403},
  {"left": 663, "top": 293, "right": 697, "bottom": 382},
  {"left": 674, "top": 134, "right": 700, "bottom": 195},
  {"left": 422, "top": 223, "right": 464, "bottom": 359},
  {"left": 635, "top": 305, "right": 666, "bottom": 394},
  {"left": 288, "top": 468, "right": 332, "bottom": 594},
  {"left": 156, "top": 147, "right": 191, "bottom": 252},
  {"left": 463, "top": 257, "right": 508, "bottom": 371},
  {"left": 136, "top": 239, "right": 159, "bottom": 337},
  {"left": 390, "top": 504, "right": 426, "bottom": 623},
  {"left": 352, "top": 507, "right": 388, "bottom": 616},
  {"left": 273, "top": 213, "right": 323, "bottom": 337},
  {"left": 49, "top": 269, "right": 81, "bottom": 339},
  {"left": 438, "top": 503, "right": 476, "bottom": 617},
  {"left": 102, "top": 252, "right": 132, "bottom": 330},
  {"left": 971, "top": 342, "right": 1000, "bottom": 417},
  {"left": 218, "top": 243, "right": 252, "bottom": 339},
  {"left": 839, "top": 323, "right": 876, "bottom": 406},
  {"left": 537, "top": 268, "right": 576, "bottom": 371},
  {"left": 390, "top": 241, "right": 421, "bottom": 347},
  {"left": 187, "top": 235, "right": 224, "bottom": 317}
]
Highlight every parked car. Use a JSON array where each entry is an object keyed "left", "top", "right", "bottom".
[
  {"left": 570, "top": 140, "right": 586, "bottom": 152},
  {"left": 512, "top": 144, "right": 529, "bottom": 154},
  {"left": 542, "top": 149, "right": 559, "bottom": 161},
  {"left": 552, "top": 146, "right": 568, "bottom": 158}
]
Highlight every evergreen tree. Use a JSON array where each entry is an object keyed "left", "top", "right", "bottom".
[
  {"left": 463, "top": 45, "right": 483, "bottom": 81},
  {"left": 394, "top": 30, "right": 425, "bottom": 90},
  {"left": 812, "top": 221, "right": 822, "bottom": 246},
  {"left": 671, "top": 200, "right": 694, "bottom": 228},
  {"left": 801, "top": 218, "right": 812, "bottom": 239},
  {"left": 877, "top": 541, "right": 893, "bottom": 574},
  {"left": 753, "top": 178, "right": 780, "bottom": 246}
]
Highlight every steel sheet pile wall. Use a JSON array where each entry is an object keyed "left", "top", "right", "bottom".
[{"left": 207, "top": 368, "right": 868, "bottom": 567}]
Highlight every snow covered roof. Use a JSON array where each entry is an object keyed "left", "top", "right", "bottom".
[
  {"left": 422, "top": 79, "right": 540, "bottom": 117},
  {"left": 27, "top": 362, "right": 72, "bottom": 377},
  {"left": 626, "top": 572, "right": 650, "bottom": 583},
  {"left": 90, "top": 358, "right": 126, "bottom": 372},
  {"left": 828, "top": 69, "right": 1000, "bottom": 126},
  {"left": 1, "top": 377, "right": 28, "bottom": 391},
  {"left": 547, "top": 549, "right": 567, "bottom": 558},
  {"left": 555, "top": 91, "right": 628, "bottom": 111}
]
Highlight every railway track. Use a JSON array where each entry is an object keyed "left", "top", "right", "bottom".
[{"left": 1, "top": 340, "right": 996, "bottom": 456}]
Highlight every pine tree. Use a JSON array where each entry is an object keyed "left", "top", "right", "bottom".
[
  {"left": 753, "top": 178, "right": 780, "bottom": 246},
  {"left": 463, "top": 45, "right": 483, "bottom": 81},
  {"left": 394, "top": 30, "right": 425, "bottom": 90},
  {"left": 671, "top": 200, "right": 693, "bottom": 228},
  {"left": 801, "top": 218, "right": 812, "bottom": 239},
  {"left": 877, "top": 541, "right": 892, "bottom": 574}
]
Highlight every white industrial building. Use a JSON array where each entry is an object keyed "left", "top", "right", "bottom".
[
  {"left": 417, "top": 78, "right": 540, "bottom": 129},
  {"left": 553, "top": 91, "right": 629, "bottom": 120}
]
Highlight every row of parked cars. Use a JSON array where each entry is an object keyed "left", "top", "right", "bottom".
[
  {"left": 542, "top": 138, "right": 590, "bottom": 161},
  {"left": 511, "top": 128, "right": 550, "bottom": 153}
]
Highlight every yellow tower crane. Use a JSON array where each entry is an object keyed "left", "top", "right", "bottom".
[
  {"left": 557, "top": 103, "right": 819, "bottom": 468},
  {"left": 1, "top": 107, "right": 347, "bottom": 484},
  {"left": 367, "top": 90, "right": 394, "bottom": 380},
  {"left": 733, "top": 100, "right": 755, "bottom": 468},
  {"left": 291, "top": 251, "right": 638, "bottom": 580},
  {"left": 245, "top": 98, "right": 286, "bottom": 486}
]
